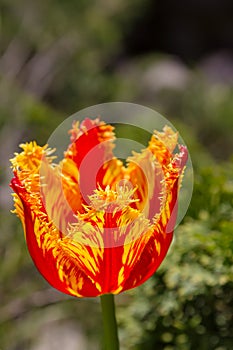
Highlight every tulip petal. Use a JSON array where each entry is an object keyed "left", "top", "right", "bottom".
[
  {"left": 125, "top": 126, "right": 181, "bottom": 223},
  {"left": 11, "top": 176, "right": 103, "bottom": 297},
  {"left": 126, "top": 149, "right": 164, "bottom": 220},
  {"left": 65, "top": 119, "right": 125, "bottom": 199},
  {"left": 115, "top": 128, "right": 188, "bottom": 292},
  {"left": 122, "top": 143, "right": 188, "bottom": 290},
  {"left": 10, "top": 143, "right": 104, "bottom": 297}
]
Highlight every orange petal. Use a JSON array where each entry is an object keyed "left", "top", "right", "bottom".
[
  {"left": 59, "top": 157, "right": 84, "bottom": 214},
  {"left": 126, "top": 149, "right": 164, "bottom": 220}
]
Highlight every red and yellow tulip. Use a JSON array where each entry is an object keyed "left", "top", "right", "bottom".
[{"left": 10, "top": 118, "right": 187, "bottom": 297}]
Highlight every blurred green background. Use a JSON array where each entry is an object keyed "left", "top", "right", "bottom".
[{"left": 0, "top": 0, "right": 232, "bottom": 349}]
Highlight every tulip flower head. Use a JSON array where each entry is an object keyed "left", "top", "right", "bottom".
[{"left": 11, "top": 118, "right": 188, "bottom": 297}]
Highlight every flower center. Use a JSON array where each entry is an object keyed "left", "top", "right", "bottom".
[{"left": 89, "top": 180, "right": 138, "bottom": 214}]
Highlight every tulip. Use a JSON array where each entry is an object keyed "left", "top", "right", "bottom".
[{"left": 10, "top": 118, "right": 187, "bottom": 349}]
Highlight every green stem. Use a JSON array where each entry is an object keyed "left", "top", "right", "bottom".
[{"left": 100, "top": 294, "right": 119, "bottom": 350}]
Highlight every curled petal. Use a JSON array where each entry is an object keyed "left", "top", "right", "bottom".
[{"left": 126, "top": 126, "right": 186, "bottom": 230}]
